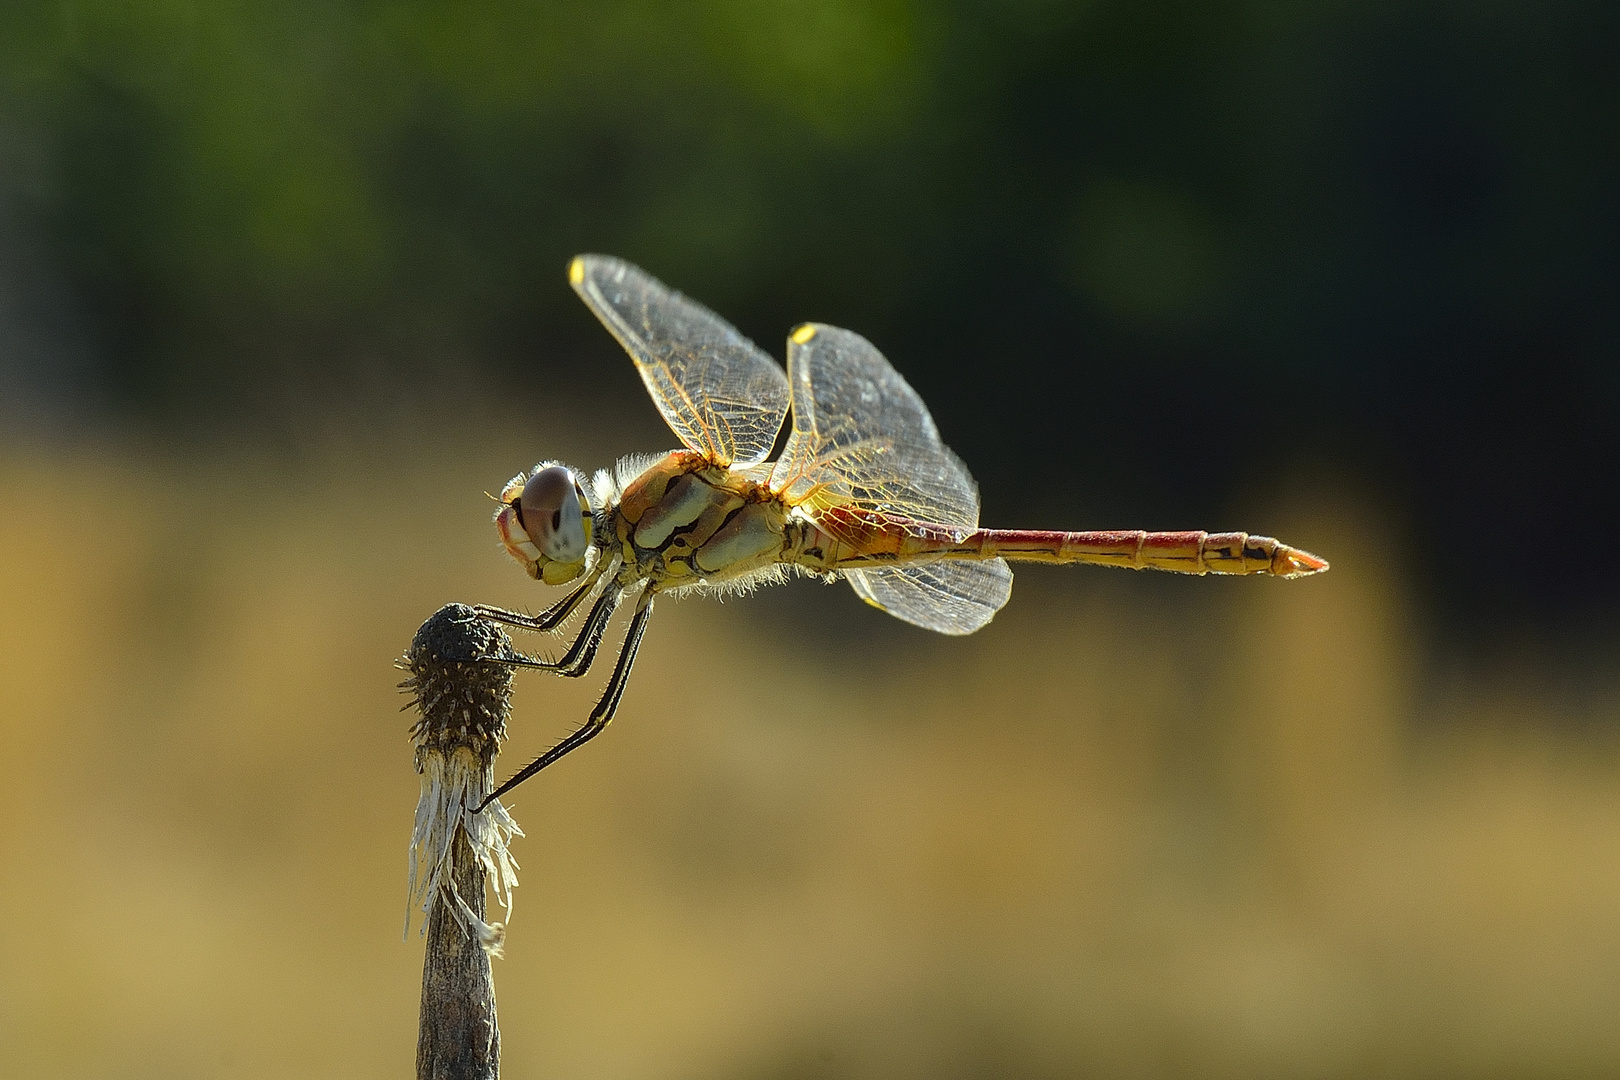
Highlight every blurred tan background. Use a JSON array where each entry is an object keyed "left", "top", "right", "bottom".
[{"left": 3, "top": 414, "right": 1619, "bottom": 1079}]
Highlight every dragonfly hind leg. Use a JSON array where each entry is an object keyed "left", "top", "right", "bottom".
[{"left": 475, "top": 592, "right": 656, "bottom": 811}]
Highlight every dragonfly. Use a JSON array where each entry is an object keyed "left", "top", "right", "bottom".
[{"left": 473, "top": 254, "right": 1327, "bottom": 810}]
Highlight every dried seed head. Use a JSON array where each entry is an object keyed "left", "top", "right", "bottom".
[{"left": 401, "top": 604, "right": 523, "bottom": 953}]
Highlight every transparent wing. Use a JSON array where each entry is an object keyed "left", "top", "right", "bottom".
[
  {"left": 769, "top": 322, "right": 1009, "bottom": 633},
  {"left": 847, "top": 559, "right": 1013, "bottom": 636},
  {"left": 769, "top": 323, "right": 981, "bottom": 537},
  {"left": 571, "top": 255, "right": 790, "bottom": 467}
]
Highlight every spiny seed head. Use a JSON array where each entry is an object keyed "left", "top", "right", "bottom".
[{"left": 403, "top": 604, "right": 512, "bottom": 768}]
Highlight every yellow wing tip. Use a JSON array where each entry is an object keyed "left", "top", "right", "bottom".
[
  {"left": 790, "top": 323, "right": 817, "bottom": 345},
  {"left": 568, "top": 256, "right": 585, "bottom": 285}
]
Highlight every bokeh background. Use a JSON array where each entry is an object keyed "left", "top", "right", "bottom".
[{"left": 2, "top": 2, "right": 1619, "bottom": 1077}]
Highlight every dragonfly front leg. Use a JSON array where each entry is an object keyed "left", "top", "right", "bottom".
[
  {"left": 475, "top": 564, "right": 605, "bottom": 634},
  {"left": 476, "top": 592, "right": 656, "bottom": 811}
]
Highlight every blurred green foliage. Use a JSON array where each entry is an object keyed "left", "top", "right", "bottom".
[{"left": 2, "top": 0, "right": 936, "bottom": 357}]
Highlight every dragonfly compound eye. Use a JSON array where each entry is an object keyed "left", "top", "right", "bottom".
[{"left": 519, "top": 465, "right": 589, "bottom": 562}]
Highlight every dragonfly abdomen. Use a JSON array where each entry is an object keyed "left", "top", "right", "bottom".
[
  {"left": 797, "top": 508, "right": 1326, "bottom": 579},
  {"left": 967, "top": 529, "right": 1327, "bottom": 578}
]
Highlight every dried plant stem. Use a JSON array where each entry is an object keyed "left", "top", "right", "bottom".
[
  {"left": 401, "top": 604, "right": 524, "bottom": 1080},
  {"left": 419, "top": 827, "right": 500, "bottom": 1078}
]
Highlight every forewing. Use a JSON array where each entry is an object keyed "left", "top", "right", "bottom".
[
  {"left": 571, "top": 255, "right": 790, "bottom": 466},
  {"left": 847, "top": 560, "right": 1013, "bottom": 636},
  {"left": 769, "top": 323, "right": 980, "bottom": 538}
]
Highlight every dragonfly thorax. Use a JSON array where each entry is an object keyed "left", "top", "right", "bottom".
[{"left": 611, "top": 451, "right": 793, "bottom": 592}]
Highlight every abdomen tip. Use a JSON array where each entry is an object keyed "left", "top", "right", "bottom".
[{"left": 1275, "top": 546, "right": 1329, "bottom": 577}]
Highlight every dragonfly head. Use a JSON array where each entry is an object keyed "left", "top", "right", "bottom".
[{"left": 495, "top": 463, "right": 595, "bottom": 585}]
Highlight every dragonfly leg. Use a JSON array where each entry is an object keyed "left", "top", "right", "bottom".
[
  {"left": 475, "top": 592, "right": 655, "bottom": 811},
  {"left": 480, "top": 585, "right": 621, "bottom": 679},
  {"left": 475, "top": 565, "right": 604, "bottom": 633}
]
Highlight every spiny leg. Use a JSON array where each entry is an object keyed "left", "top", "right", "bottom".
[
  {"left": 476, "top": 592, "right": 655, "bottom": 812},
  {"left": 482, "top": 585, "right": 621, "bottom": 679},
  {"left": 475, "top": 565, "right": 604, "bottom": 634}
]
